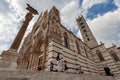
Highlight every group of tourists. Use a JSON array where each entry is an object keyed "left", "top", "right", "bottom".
[
  {"left": 48, "top": 53, "right": 84, "bottom": 74},
  {"left": 48, "top": 57, "right": 68, "bottom": 72},
  {"left": 57, "top": 57, "right": 68, "bottom": 72}
]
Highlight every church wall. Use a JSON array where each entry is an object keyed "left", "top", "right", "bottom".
[
  {"left": 79, "top": 43, "right": 98, "bottom": 74},
  {"left": 91, "top": 44, "right": 120, "bottom": 75},
  {"left": 60, "top": 26, "right": 92, "bottom": 73},
  {"left": 17, "top": 33, "right": 32, "bottom": 69},
  {"left": 47, "top": 41, "right": 77, "bottom": 72},
  {"left": 46, "top": 38, "right": 98, "bottom": 74},
  {"left": 107, "top": 46, "right": 120, "bottom": 74},
  {"left": 77, "top": 41, "right": 86, "bottom": 57}
]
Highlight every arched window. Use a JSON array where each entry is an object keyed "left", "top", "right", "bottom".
[
  {"left": 64, "top": 33, "right": 69, "bottom": 48},
  {"left": 76, "top": 41, "right": 80, "bottom": 54},
  {"left": 84, "top": 46, "right": 88, "bottom": 58},
  {"left": 96, "top": 50, "right": 104, "bottom": 61},
  {"left": 111, "top": 51, "right": 119, "bottom": 61}
]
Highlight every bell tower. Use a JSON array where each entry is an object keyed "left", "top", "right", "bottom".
[{"left": 76, "top": 15, "right": 98, "bottom": 48}]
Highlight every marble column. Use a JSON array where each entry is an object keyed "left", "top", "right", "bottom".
[
  {"left": 10, "top": 12, "right": 33, "bottom": 50},
  {"left": 10, "top": 4, "right": 38, "bottom": 50}
]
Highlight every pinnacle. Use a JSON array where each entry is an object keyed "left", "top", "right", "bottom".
[
  {"left": 50, "top": 6, "right": 59, "bottom": 13},
  {"left": 52, "top": 6, "right": 58, "bottom": 10}
]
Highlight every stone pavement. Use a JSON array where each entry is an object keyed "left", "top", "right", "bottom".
[{"left": 0, "top": 70, "right": 119, "bottom": 80}]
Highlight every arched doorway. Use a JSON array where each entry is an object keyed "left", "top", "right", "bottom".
[
  {"left": 37, "top": 54, "right": 44, "bottom": 71},
  {"left": 103, "top": 66, "right": 113, "bottom": 76}
]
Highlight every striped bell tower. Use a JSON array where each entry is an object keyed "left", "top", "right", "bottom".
[{"left": 76, "top": 15, "right": 98, "bottom": 48}]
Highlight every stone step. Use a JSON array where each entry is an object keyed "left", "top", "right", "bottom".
[{"left": 0, "top": 70, "right": 119, "bottom": 80}]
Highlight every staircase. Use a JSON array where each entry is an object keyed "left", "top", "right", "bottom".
[{"left": 0, "top": 70, "right": 119, "bottom": 80}]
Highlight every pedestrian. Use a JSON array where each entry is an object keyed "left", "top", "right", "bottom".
[
  {"left": 59, "top": 57, "right": 65, "bottom": 72},
  {"left": 64, "top": 60, "right": 68, "bottom": 72},
  {"left": 49, "top": 61, "right": 54, "bottom": 71},
  {"left": 57, "top": 59, "right": 60, "bottom": 72}
]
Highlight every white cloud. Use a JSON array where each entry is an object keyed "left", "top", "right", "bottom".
[
  {"left": 61, "top": 0, "right": 80, "bottom": 31},
  {"left": 114, "top": 0, "right": 120, "bottom": 7},
  {"left": 0, "top": 0, "right": 21, "bottom": 53},
  {"left": 0, "top": 44, "right": 8, "bottom": 54}
]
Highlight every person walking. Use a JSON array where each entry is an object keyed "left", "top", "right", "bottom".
[
  {"left": 49, "top": 61, "right": 54, "bottom": 71},
  {"left": 64, "top": 60, "right": 68, "bottom": 72},
  {"left": 60, "top": 58, "right": 65, "bottom": 72},
  {"left": 57, "top": 59, "right": 60, "bottom": 72}
]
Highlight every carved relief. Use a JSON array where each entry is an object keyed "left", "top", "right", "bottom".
[{"left": 42, "top": 23, "right": 47, "bottom": 30}]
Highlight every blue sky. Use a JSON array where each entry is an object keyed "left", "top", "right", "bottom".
[
  {"left": 87, "top": 0, "right": 118, "bottom": 19},
  {"left": 0, "top": 0, "right": 120, "bottom": 53}
]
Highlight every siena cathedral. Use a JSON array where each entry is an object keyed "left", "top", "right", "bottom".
[
  {"left": 1, "top": 6, "right": 120, "bottom": 75},
  {"left": 16, "top": 6, "right": 120, "bottom": 75}
]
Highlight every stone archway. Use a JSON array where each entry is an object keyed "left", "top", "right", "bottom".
[
  {"left": 104, "top": 66, "right": 113, "bottom": 76},
  {"left": 37, "top": 54, "right": 44, "bottom": 71}
]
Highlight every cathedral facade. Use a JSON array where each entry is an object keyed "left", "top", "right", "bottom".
[{"left": 17, "top": 6, "right": 120, "bottom": 75}]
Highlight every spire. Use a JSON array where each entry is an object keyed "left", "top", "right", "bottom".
[
  {"left": 76, "top": 15, "right": 98, "bottom": 48},
  {"left": 49, "top": 6, "right": 60, "bottom": 22},
  {"left": 51, "top": 6, "right": 59, "bottom": 13},
  {"left": 42, "top": 10, "right": 49, "bottom": 20},
  {"left": 49, "top": 6, "right": 59, "bottom": 16}
]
